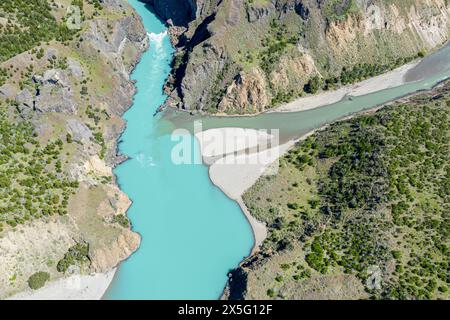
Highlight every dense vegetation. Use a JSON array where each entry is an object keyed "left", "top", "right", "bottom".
[
  {"left": 0, "top": 105, "right": 78, "bottom": 232},
  {"left": 323, "top": 0, "right": 359, "bottom": 23},
  {"left": 0, "top": 0, "right": 76, "bottom": 63},
  {"left": 243, "top": 84, "right": 450, "bottom": 299}
]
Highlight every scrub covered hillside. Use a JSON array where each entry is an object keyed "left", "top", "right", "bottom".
[
  {"left": 147, "top": 0, "right": 450, "bottom": 114},
  {"left": 0, "top": 0, "right": 78, "bottom": 63},
  {"left": 0, "top": 0, "right": 146, "bottom": 298},
  {"left": 230, "top": 81, "right": 450, "bottom": 300}
]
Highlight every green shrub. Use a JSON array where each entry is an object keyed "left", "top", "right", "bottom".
[
  {"left": 57, "top": 243, "right": 90, "bottom": 273},
  {"left": 27, "top": 271, "right": 50, "bottom": 290},
  {"left": 112, "top": 214, "right": 130, "bottom": 228},
  {"left": 304, "top": 76, "right": 322, "bottom": 94}
]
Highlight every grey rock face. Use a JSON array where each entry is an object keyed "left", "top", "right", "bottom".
[
  {"left": 15, "top": 68, "right": 82, "bottom": 115},
  {"left": 366, "top": 265, "right": 383, "bottom": 290},
  {"left": 44, "top": 48, "right": 58, "bottom": 61},
  {"left": 295, "top": 0, "right": 310, "bottom": 20},
  {"left": 66, "top": 119, "right": 93, "bottom": 143},
  {"left": 36, "top": 89, "right": 77, "bottom": 114},
  {"left": 82, "top": 14, "right": 146, "bottom": 62},
  {"left": 83, "top": 20, "right": 115, "bottom": 54},
  {"left": 70, "top": 1, "right": 147, "bottom": 128},
  {"left": 33, "top": 69, "right": 78, "bottom": 114},
  {"left": 227, "top": 0, "right": 243, "bottom": 26},
  {"left": 181, "top": 45, "right": 229, "bottom": 111},
  {"left": 15, "top": 88, "right": 34, "bottom": 112},
  {"left": 119, "top": 15, "right": 148, "bottom": 43},
  {"left": 0, "top": 84, "right": 16, "bottom": 100},
  {"left": 247, "top": 2, "right": 275, "bottom": 22},
  {"left": 42, "top": 69, "right": 71, "bottom": 87}
]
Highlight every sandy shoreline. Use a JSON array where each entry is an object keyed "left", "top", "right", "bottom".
[
  {"left": 7, "top": 269, "right": 116, "bottom": 300},
  {"left": 195, "top": 128, "right": 317, "bottom": 254},
  {"left": 272, "top": 60, "right": 419, "bottom": 113}
]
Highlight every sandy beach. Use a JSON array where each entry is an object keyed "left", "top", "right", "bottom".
[
  {"left": 272, "top": 60, "right": 419, "bottom": 113},
  {"left": 196, "top": 128, "right": 318, "bottom": 254},
  {"left": 8, "top": 269, "right": 116, "bottom": 300}
]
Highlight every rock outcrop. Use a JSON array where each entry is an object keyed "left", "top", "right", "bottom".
[{"left": 219, "top": 67, "right": 270, "bottom": 113}]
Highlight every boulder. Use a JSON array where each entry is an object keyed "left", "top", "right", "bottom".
[
  {"left": 33, "top": 69, "right": 78, "bottom": 114},
  {"left": 15, "top": 88, "right": 34, "bottom": 112},
  {"left": 66, "top": 119, "right": 93, "bottom": 143},
  {"left": 0, "top": 84, "right": 15, "bottom": 100}
]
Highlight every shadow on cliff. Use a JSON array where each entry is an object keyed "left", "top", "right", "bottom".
[{"left": 136, "top": 0, "right": 168, "bottom": 26}]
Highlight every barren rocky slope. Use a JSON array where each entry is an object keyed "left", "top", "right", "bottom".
[
  {"left": 147, "top": 0, "right": 450, "bottom": 114},
  {"left": 0, "top": 0, "right": 147, "bottom": 298}
]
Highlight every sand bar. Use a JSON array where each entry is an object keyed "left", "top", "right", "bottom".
[
  {"left": 196, "top": 128, "right": 317, "bottom": 254},
  {"left": 272, "top": 61, "right": 419, "bottom": 113}
]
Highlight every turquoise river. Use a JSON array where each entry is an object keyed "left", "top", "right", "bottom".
[{"left": 106, "top": 0, "right": 450, "bottom": 299}]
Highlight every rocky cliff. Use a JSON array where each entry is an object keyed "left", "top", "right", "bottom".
[{"left": 152, "top": 0, "right": 450, "bottom": 114}]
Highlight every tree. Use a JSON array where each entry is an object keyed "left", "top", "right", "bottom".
[{"left": 304, "top": 76, "right": 322, "bottom": 94}]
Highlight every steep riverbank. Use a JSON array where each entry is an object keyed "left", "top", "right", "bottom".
[{"left": 0, "top": 0, "right": 148, "bottom": 299}]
